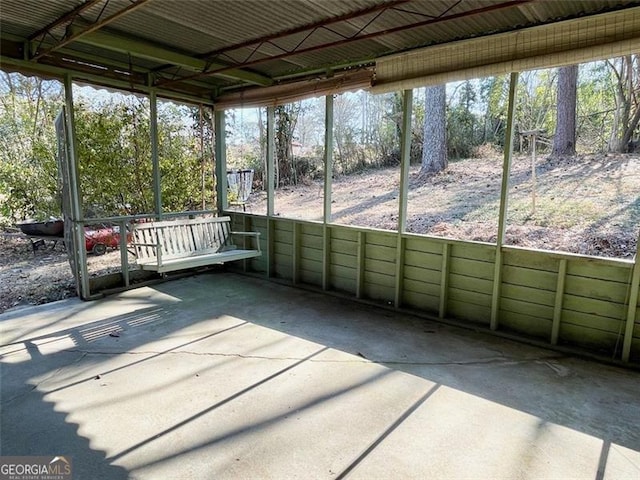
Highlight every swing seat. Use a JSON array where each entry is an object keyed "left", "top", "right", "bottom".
[{"left": 132, "top": 216, "right": 261, "bottom": 273}]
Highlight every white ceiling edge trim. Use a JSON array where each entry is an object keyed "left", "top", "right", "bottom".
[
  {"left": 372, "top": 38, "right": 640, "bottom": 93},
  {"left": 372, "top": 6, "right": 640, "bottom": 93},
  {"left": 215, "top": 69, "right": 373, "bottom": 110}
]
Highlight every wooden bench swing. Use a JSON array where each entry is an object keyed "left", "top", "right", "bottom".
[{"left": 132, "top": 216, "right": 261, "bottom": 273}]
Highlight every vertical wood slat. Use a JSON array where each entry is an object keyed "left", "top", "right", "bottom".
[
  {"left": 165, "top": 225, "right": 174, "bottom": 255},
  {"left": 551, "top": 258, "right": 567, "bottom": 345},
  {"left": 215, "top": 221, "right": 224, "bottom": 248},
  {"left": 166, "top": 225, "right": 176, "bottom": 255},
  {"left": 145, "top": 228, "right": 153, "bottom": 258},
  {"left": 202, "top": 222, "right": 210, "bottom": 249},
  {"left": 198, "top": 222, "right": 207, "bottom": 249},
  {"left": 172, "top": 225, "right": 181, "bottom": 255},
  {"left": 149, "top": 228, "right": 157, "bottom": 258},
  {"left": 356, "top": 231, "right": 365, "bottom": 299},
  {"left": 211, "top": 221, "right": 220, "bottom": 247},
  {"left": 182, "top": 224, "right": 189, "bottom": 252},
  {"left": 242, "top": 216, "right": 251, "bottom": 271},
  {"left": 394, "top": 236, "right": 405, "bottom": 307},
  {"left": 200, "top": 222, "right": 208, "bottom": 248},
  {"left": 622, "top": 248, "right": 640, "bottom": 362},
  {"left": 188, "top": 223, "right": 196, "bottom": 252},
  {"left": 135, "top": 229, "right": 143, "bottom": 259},
  {"left": 192, "top": 223, "right": 202, "bottom": 250},
  {"left": 490, "top": 71, "right": 519, "bottom": 331},
  {"left": 216, "top": 221, "right": 224, "bottom": 248},
  {"left": 225, "top": 221, "right": 232, "bottom": 248},
  {"left": 176, "top": 225, "right": 185, "bottom": 253},
  {"left": 195, "top": 222, "right": 203, "bottom": 249},
  {"left": 172, "top": 224, "right": 179, "bottom": 254},
  {"left": 155, "top": 227, "right": 164, "bottom": 265},
  {"left": 322, "top": 224, "right": 330, "bottom": 291},
  {"left": 205, "top": 221, "right": 215, "bottom": 248},
  {"left": 222, "top": 221, "right": 230, "bottom": 249},
  {"left": 173, "top": 225, "right": 182, "bottom": 254},
  {"left": 439, "top": 242, "right": 450, "bottom": 319},
  {"left": 292, "top": 222, "right": 300, "bottom": 284},
  {"left": 266, "top": 218, "right": 274, "bottom": 278}
]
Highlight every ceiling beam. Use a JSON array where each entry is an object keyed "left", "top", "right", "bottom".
[
  {"left": 200, "top": 0, "right": 411, "bottom": 60},
  {"left": 159, "top": 0, "right": 533, "bottom": 87},
  {"left": 5, "top": 34, "right": 248, "bottom": 94},
  {"left": 149, "top": 0, "right": 410, "bottom": 78},
  {"left": 31, "top": 0, "right": 151, "bottom": 61},
  {"left": 66, "top": 28, "right": 274, "bottom": 87},
  {"left": 0, "top": 54, "right": 215, "bottom": 106},
  {"left": 29, "top": 0, "right": 104, "bottom": 41}
]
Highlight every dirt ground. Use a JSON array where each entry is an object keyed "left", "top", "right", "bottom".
[
  {"left": 241, "top": 152, "right": 639, "bottom": 258},
  {"left": 0, "top": 235, "right": 126, "bottom": 313},
  {"left": 1, "top": 153, "right": 638, "bottom": 314}
]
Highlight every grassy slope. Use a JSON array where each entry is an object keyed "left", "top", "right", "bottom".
[{"left": 244, "top": 153, "right": 639, "bottom": 259}]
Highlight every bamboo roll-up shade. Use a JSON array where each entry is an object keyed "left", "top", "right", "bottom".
[
  {"left": 215, "top": 69, "right": 373, "bottom": 110},
  {"left": 373, "top": 7, "right": 640, "bottom": 93}
]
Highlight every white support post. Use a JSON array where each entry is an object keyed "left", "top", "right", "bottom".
[
  {"left": 398, "top": 89, "right": 412, "bottom": 233},
  {"left": 622, "top": 228, "right": 640, "bottom": 362},
  {"left": 214, "top": 109, "right": 227, "bottom": 214},
  {"left": 267, "top": 106, "right": 275, "bottom": 217},
  {"left": 324, "top": 95, "right": 334, "bottom": 223},
  {"left": 150, "top": 89, "right": 162, "bottom": 219},
  {"left": 395, "top": 89, "right": 412, "bottom": 307},
  {"left": 490, "top": 71, "right": 519, "bottom": 331},
  {"left": 63, "top": 74, "right": 90, "bottom": 299},
  {"left": 266, "top": 106, "right": 275, "bottom": 278},
  {"left": 323, "top": 95, "right": 334, "bottom": 291}
]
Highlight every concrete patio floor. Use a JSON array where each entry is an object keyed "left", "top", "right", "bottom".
[{"left": 1, "top": 272, "right": 639, "bottom": 479}]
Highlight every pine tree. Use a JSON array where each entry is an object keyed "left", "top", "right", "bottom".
[
  {"left": 551, "top": 65, "right": 578, "bottom": 156},
  {"left": 421, "top": 84, "right": 447, "bottom": 173}
]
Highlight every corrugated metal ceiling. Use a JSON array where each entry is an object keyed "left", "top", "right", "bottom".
[{"left": 1, "top": 0, "right": 638, "bottom": 105}]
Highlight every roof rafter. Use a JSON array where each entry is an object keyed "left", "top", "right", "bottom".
[
  {"left": 28, "top": 0, "right": 104, "bottom": 42},
  {"left": 158, "top": 0, "right": 533, "bottom": 88},
  {"left": 199, "top": 0, "right": 411, "bottom": 61},
  {"left": 67, "top": 28, "right": 274, "bottom": 86},
  {"left": 31, "top": 0, "right": 151, "bottom": 61}
]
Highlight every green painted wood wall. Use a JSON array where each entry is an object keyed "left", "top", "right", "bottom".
[{"left": 230, "top": 213, "right": 639, "bottom": 365}]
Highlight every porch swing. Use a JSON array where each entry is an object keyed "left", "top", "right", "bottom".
[{"left": 131, "top": 104, "right": 261, "bottom": 273}]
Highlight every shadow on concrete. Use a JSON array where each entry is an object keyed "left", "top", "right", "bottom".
[
  {"left": 1, "top": 271, "right": 638, "bottom": 477},
  {"left": 1, "top": 340, "right": 129, "bottom": 478}
]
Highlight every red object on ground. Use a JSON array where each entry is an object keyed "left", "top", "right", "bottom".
[{"left": 84, "top": 226, "right": 131, "bottom": 255}]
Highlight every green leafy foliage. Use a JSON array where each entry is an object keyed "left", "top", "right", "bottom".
[
  {"left": 0, "top": 71, "right": 215, "bottom": 223},
  {"left": 0, "top": 73, "right": 63, "bottom": 222}
]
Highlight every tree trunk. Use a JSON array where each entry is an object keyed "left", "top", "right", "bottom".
[
  {"left": 551, "top": 64, "right": 578, "bottom": 157},
  {"left": 607, "top": 55, "right": 640, "bottom": 152},
  {"left": 421, "top": 84, "right": 447, "bottom": 174}
]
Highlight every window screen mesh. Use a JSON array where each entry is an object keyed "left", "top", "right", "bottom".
[{"left": 373, "top": 7, "right": 640, "bottom": 93}]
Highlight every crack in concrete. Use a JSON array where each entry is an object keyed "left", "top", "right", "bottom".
[
  {"left": 63, "top": 349, "right": 310, "bottom": 361},
  {"left": 2, "top": 351, "right": 87, "bottom": 405},
  {"left": 61, "top": 348, "right": 565, "bottom": 366},
  {"left": 379, "top": 354, "right": 566, "bottom": 367}
]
